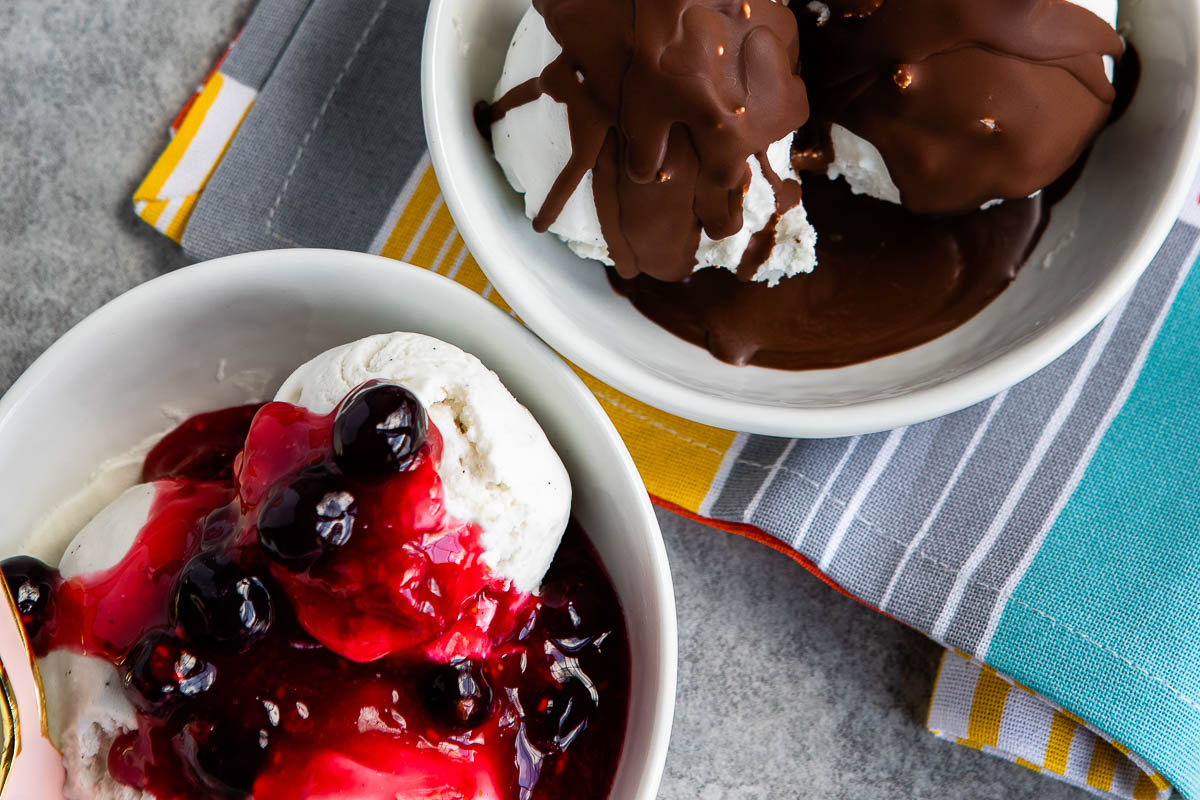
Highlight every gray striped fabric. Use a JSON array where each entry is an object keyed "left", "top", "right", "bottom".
[
  {"left": 183, "top": 0, "right": 432, "bottom": 261},
  {"left": 175, "top": 0, "right": 1200, "bottom": 670},
  {"left": 701, "top": 223, "right": 1200, "bottom": 657},
  {"left": 219, "top": 0, "right": 313, "bottom": 90}
]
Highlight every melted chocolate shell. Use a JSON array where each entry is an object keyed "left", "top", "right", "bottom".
[
  {"left": 487, "top": 0, "right": 810, "bottom": 281},
  {"left": 795, "top": 0, "right": 1124, "bottom": 213}
]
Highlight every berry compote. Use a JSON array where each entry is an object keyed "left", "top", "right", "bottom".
[{"left": 4, "top": 382, "right": 630, "bottom": 799}]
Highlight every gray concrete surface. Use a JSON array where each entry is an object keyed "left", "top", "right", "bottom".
[{"left": 0, "top": 1, "right": 1090, "bottom": 797}]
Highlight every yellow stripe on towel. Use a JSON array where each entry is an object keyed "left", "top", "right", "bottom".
[
  {"left": 967, "top": 666, "right": 1011, "bottom": 749},
  {"left": 378, "top": 168, "right": 442, "bottom": 261},
  {"left": 136, "top": 73, "right": 227, "bottom": 202},
  {"left": 1044, "top": 711, "right": 1079, "bottom": 775},
  {"left": 134, "top": 72, "right": 255, "bottom": 243},
  {"left": 1087, "top": 739, "right": 1120, "bottom": 793}
]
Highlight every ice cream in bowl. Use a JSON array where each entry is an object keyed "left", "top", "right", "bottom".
[
  {"left": 423, "top": 0, "right": 1200, "bottom": 436},
  {"left": 0, "top": 249, "right": 675, "bottom": 799}
]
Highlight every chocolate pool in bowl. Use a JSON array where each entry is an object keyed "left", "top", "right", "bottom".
[
  {"left": 423, "top": 0, "right": 1200, "bottom": 436},
  {"left": 609, "top": 174, "right": 1055, "bottom": 370},
  {"left": 0, "top": 251, "right": 676, "bottom": 800}
]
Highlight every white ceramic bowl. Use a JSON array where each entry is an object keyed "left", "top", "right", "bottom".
[
  {"left": 0, "top": 249, "right": 676, "bottom": 800},
  {"left": 423, "top": 0, "right": 1200, "bottom": 437}
]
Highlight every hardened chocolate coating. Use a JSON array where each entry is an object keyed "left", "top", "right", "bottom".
[
  {"left": 487, "top": 0, "right": 810, "bottom": 281},
  {"left": 793, "top": 0, "right": 1124, "bottom": 214}
]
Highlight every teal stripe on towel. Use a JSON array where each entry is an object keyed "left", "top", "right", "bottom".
[{"left": 988, "top": 251, "right": 1200, "bottom": 798}]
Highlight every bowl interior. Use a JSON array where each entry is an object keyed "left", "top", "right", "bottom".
[
  {"left": 424, "top": 0, "right": 1200, "bottom": 435},
  {"left": 0, "top": 250, "right": 675, "bottom": 800}
]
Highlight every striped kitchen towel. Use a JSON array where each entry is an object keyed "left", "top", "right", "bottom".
[{"left": 134, "top": 1, "right": 1200, "bottom": 797}]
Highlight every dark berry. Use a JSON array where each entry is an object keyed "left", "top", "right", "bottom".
[
  {"left": 171, "top": 552, "right": 273, "bottom": 649},
  {"left": 200, "top": 503, "right": 241, "bottom": 549},
  {"left": 256, "top": 465, "right": 356, "bottom": 569},
  {"left": 332, "top": 381, "right": 428, "bottom": 475},
  {"left": 1, "top": 556, "right": 61, "bottom": 653},
  {"left": 523, "top": 675, "right": 597, "bottom": 753},
  {"left": 120, "top": 630, "right": 216, "bottom": 712},
  {"left": 423, "top": 659, "right": 492, "bottom": 732},
  {"left": 176, "top": 717, "right": 266, "bottom": 796}
]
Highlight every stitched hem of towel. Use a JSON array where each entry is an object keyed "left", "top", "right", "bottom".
[{"left": 264, "top": 0, "right": 391, "bottom": 248}]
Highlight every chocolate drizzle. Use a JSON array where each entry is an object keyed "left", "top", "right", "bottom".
[
  {"left": 794, "top": 0, "right": 1125, "bottom": 213},
  {"left": 485, "top": 0, "right": 810, "bottom": 281},
  {"left": 737, "top": 151, "right": 803, "bottom": 278}
]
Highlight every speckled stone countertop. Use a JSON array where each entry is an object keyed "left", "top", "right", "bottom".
[{"left": 0, "top": 2, "right": 1090, "bottom": 798}]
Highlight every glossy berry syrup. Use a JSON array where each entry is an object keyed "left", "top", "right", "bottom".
[{"left": 4, "top": 385, "right": 630, "bottom": 799}]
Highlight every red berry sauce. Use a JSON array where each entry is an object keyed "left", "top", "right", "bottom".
[
  {"left": 141, "top": 403, "right": 262, "bottom": 484},
  {"left": 8, "top": 394, "right": 630, "bottom": 799}
]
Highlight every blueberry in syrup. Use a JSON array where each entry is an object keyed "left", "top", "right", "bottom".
[
  {"left": 256, "top": 465, "right": 356, "bottom": 569},
  {"left": 0, "top": 555, "right": 61, "bottom": 652},
  {"left": 171, "top": 552, "right": 273, "bottom": 649},
  {"left": 120, "top": 630, "right": 217, "bottom": 712},
  {"left": 332, "top": 380, "right": 428, "bottom": 475},
  {"left": 200, "top": 502, "right": 241, "bottom": 549},
  {"left": 423, "top": 659, "right": 493, "bottom": 732},
  {"left": 523, "top": 674, "right": 599, "bottom": 754},
  {"left": 176, "top": 717, "right": 266, "bottom": 796}
]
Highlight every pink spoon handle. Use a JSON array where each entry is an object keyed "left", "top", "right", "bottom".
[{"left": 0, "top": 584, "right": 65, "bottom": 799}]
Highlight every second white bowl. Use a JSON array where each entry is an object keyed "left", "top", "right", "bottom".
[{"left": 423, "top": 0, "right": 1200, "bottom": 436}]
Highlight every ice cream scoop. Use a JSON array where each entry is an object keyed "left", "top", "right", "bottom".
[
  {"left": 38, "top": 485, "right": 158, "bottom": 800},
  {"left": 275, "top": 332, "right": 570, "bottom": 593},
  {"left": 484, "top": 0, "right": 816, "bottom": 286},
  {"left": 793, "top": 0, "right": 1124, "bottom": 213}
]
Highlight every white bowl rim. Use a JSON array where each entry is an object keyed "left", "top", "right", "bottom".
[
  {"left": 421, "top": 1, "right": 1200, "bottom": 438},
  {"left": 0, "top": 248, "right": 678, "bottom": 800}
]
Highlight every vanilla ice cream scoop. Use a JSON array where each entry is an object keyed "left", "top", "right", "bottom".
[
  {"left": 38, "top": 484, "right": 164, "bottom": 800},
  {"left": 487, "top": 1, "right": 816, "bottom": 286},
  {"left": 275, "top": 332, "right": 570, "bottom": 593},
  {"left": 796, "top": 0, "right": 1122, "bottom": 213}
]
